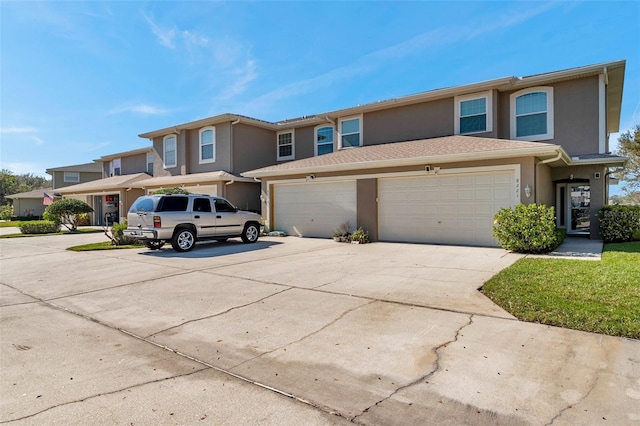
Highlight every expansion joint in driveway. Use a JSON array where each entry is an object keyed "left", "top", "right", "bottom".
[
  {"left": 352, "top": 314, "right": 475, "bottom": 422},
  {"left": 1, "top": 368, "right": 209, "bottom": 424}
]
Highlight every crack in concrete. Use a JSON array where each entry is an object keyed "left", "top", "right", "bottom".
[
  {"left": 229, "top": 300, "right": 376, "bottom": 370},
  {"left": 145, "top": 287, "right": 293, "bottom": 338},
  {"left": 1, "top": 367, "right": 210, "bottom": 424},
  {"left": 544, "top": 335, "right": 606, "bottom": 426},
  {"left": 352, "top": 314, "right": 475, "bottom": 422}
]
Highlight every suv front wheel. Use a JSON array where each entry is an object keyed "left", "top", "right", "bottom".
[
  {"left": 241, "top": 223, "right": 259, "bottom": 244},
  {"left": 172, "top": 227, "right": 196, "bottom": 252}
]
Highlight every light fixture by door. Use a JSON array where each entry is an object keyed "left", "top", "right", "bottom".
[{"left": 524, "top": 184, "right": 532, "bottom": 198}]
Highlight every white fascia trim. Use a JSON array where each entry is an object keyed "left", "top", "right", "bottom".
[
  {"left": 598, "top": 74, "right": 606, "bottom": 154},
  {"left": 338, "top": 114, "right": 363, "bottom": 150},
  {"left": 277, "top": 129, "right": 295, "bottom": 161},
  {"left": 510, "top": 87, "right": 554, "bottom": 142},
  {"left": 568, "top": 157, "right": 627, "bottom": 166},
  {"left": 243, "top": 146, "right": 563, "bottom": 178},
  {"left": 454, "top": 91, "right": 493, "bottom": 135}
]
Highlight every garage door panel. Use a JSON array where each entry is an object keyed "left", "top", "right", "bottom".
[
  {"left": 379, "top": 170, "right": 515, "bottom": 247},
  {"left": 274, "top": 181, "right": 356, "bottom": 238}
]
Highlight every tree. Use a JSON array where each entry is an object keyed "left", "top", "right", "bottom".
[
  {"left": 0, "top": 169, "right": 52, "bottom": 206},
  {"left": 44, "top": 199, "right": 94, "bottom": 231},
  {"left": 616, "top": 124, "right": 640, "bottom": 196}
]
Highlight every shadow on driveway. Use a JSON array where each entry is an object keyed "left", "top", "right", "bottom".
[{"left": 138, "top": 239, "right": 284, "bottom": 259}]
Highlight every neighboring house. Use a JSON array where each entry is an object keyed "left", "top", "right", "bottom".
[
  {"left": 46, "top": 163, "right": 103, "bottom": 190},
  {"left": 243, "top": 61, "right": 627, "bottom": 246},
  {"left": 6, "top": 188, "right": 57, "bottom": 218}
]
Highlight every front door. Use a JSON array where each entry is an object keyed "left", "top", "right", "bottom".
[{"left": 556, "top": 183, "right": 590, "bottom": 234}]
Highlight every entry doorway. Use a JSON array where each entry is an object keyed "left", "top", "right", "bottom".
[{"left": 556, "top": 183, "right": 590, "bottom": 234}]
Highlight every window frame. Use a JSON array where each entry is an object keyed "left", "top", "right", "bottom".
[
  {"left": 510, "top": 87, "right": 554, "bottom": 141},
  {"left": 454, "top": 91, "right": 492, "bottom": 135},
  {"left": 199, "top": 126, "right": 216, "bottom": 164},
  {"left": 146, "top": 152, "right": 154, "bottom": 175},
  {"left": 110, "top": 158, "right": 121, "bottom": 176},
  {"left": 314, "top": 124, "right": 336, "bottom": 156},
  {"left": 63, "top": 171, "right": 79, "bottom": 183},
  {"left": 338, "top": 115, "right": 363, "bottom": 149},
  {"left": 277, "top": 129, "right": 295, "bottom": 161},
  {"left": 163, "top": 135, "right": 177, "bottom": 169}
]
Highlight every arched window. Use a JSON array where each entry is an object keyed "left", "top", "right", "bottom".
[
  {"left": 199, "top": 127, "right": 216, "bottom": 164},
  {"left": 163, "top": 135, "right": 177, "bottom": 168},
  {"left": 510, "top": 87, "right": 554, "bottom": 141},
  {"left": 315, "top": 125, "right": 335, "bottom": 156}
]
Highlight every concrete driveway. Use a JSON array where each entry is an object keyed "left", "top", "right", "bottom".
[{"left": 1, "top": 234, "right": 638, "bottom": 425}]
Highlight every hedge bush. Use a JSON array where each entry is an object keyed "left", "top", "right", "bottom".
[
  {"left": 0, "top": 205, "right": 13, "bottom": 221},
  {"left": 492, "top": 203, "right": 565, "bottom": 253},
  {"left": 19, "top": 220, "right": 59, "bottom": 234},
  {"left": 597, "top": 205, "right": 640, "bottom": 243},
  {"left": 111, "top": 221, "right": 138, "bottom": 245}
]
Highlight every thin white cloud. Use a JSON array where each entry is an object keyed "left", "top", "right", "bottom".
[
  {"left": 108, "top": 103, "right": 169, "bottom": 116},
  {"left": 0, "top": 161, "right": 47, "bottom": 176},
  {"left": 142, "top": 11, "right": 176, "bottom": 49},
  {"left": 246, "top": 2, "right": 559, "bottom": 111},
  {"left": 30, "top": 136, "right": 44, "bottom": 146},
  {"left": 0, "top": 127, "right": 37, "bottom": 134},
  {"left": 182, "top": 30, "right": 208, "bottom": 48},
  {"left": 218, "top": 60, "right": 258, "bottom": 101}
]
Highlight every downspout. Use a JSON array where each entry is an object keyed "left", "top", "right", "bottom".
[
  {"left": 535, "top": 151, "right": 564, "bottom": 204},
  {"left": 230, "top": 118, "right": 241, "bottom": 174}
]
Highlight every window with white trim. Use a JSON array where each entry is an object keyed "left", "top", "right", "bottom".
[
  {"left": 315, "top": 125, "right": 335, "bottom": 156},
  {"left": 110, "top": 158, "right": 121, "bottom": 176},
  {"left": 146, "top": 152, "right": 154, "bottom": 175},
  {"left": 64, "top": 171, "right": 79, "bottom": 183},
  {"left": 510, "top": 87, "right": 554, "bottom": 141},
  {"left": 163, "top": 135, "right": 177, "bottom": 168},
  {"left": 199, "top": 127, "right": 215, "bottom": 164},
  {"left": 454, "top": 92, "right": 492, "bottom": 135},
  {"left": 339, "top": 116, "right": 362, "bottom": 149},
  {"left": 277, "top": 130, "right": 295, "bottom": 161}
]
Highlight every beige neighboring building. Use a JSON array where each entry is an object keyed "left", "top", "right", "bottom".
[
  {"left": 46, "top": 163, "right": 103, "bottom": 190},
  {"left": 6, "top": 188, "right": 57, "bottom": 218},
  {"left": 243, "top": 61, "right": 627, "bottom": 246}
]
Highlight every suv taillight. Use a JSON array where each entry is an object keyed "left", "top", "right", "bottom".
[{"left": 153, "top": 216, "right": 161, "bottom": 228}]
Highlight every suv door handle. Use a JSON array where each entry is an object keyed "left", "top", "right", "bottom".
[
  {"left": 216, "top": 215, "right": 222, "bottom": 219},
  {"left": 194, "top": 215, "right": 200, "bottom": 219}
]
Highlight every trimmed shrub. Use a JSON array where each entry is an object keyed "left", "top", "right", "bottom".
[
  {"left": 45, "top": 199, "right": 93, "bottom": 231},
  {"left": 492, "top": 203, "right": 565, "bottom": 253},
  {"left": 597, "top": 205, "right": 640, "bottom": 243},
  {"left": 350, "top": 227, "right": 370, "bottom": 244},
  {"left": 0, "top": 204, "right": 13, "bottom": 221},
  {"left": 111, "top": 221, "right": 138, "bottom": 245},
  {"left": 19, "top": 220, "right": 59, "bottom": 234}
]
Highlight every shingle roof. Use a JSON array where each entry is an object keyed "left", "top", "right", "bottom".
[
  {"left": 46, "top": 162, "right": 102, "bottom": 173},
  {"left": 6, "top": 188, "right": 55, "bottom": 199},
  {"left": 131, "top": 171, "right": 255, "bottom": 188},
  {"left": 243, "top": 136, "right": 563, "bottom": 177},
  {"left": 56, "top": 173, "right": 150, "bottom": 194}
]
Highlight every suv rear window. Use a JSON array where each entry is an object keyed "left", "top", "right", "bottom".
[
  {"left": 157, "top": 196, "right": 189, "bottom": 212},
  {"left": 129, "top": 197, "right": 155, "bottom": 213}
]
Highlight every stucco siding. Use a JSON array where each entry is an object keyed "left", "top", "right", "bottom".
[
  {"left": 363, "top": 98, "right": 454, "bottom": 145},
  {"left": 121, "top": 153, "right": 148, "bottom": 175},
  {"left": 188, "top": 123, "right": 233, "bottom": 174},
  {"left": 357, "top": 179, "right": 378, "bottom": 241},
  {"left": 232, "top": 124, "right": 277, "bottom": 173},
  {"left": 224, "top": 181, "right": 261, "bottom": 213}
]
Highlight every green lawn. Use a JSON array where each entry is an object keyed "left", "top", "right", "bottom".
[
  {"left": 482, "top": 242, "right": 640, "bottom": 339},
  {"left": 0, "top": 228, "right": 104, "bottom": 238},
  {"left": 67, "top": 241, "right": 144, "bottom": 251}
]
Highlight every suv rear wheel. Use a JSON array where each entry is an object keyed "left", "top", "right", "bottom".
[
  {"left": 172, "top": 227, "right": 196, "bottom": 252},
  {"left": 241, "top": 222, "right": 259, "bottom": 244}
]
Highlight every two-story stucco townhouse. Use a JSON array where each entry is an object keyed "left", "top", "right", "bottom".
[{"left": 243, "top": 60, "right": 627, "bottom": 247}]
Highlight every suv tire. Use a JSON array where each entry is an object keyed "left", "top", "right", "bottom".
[
  {"left": 241, "top": 222, "right": 259, "bottom": 244},
  {"left": 172, "top": 227, "right": 196, "bottom": 252}
]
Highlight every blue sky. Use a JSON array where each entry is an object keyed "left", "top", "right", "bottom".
[{"left": 1, "top": 1, "right": 639, "bottom": 188}]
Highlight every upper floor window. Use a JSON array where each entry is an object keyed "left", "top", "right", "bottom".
[
  {"left": 163, "top": 135, "right": 177, "bottom": 168},
  {"left": 455, "top": 92, "right": 492, "bottom": 135},
  {"left": 339, "top": 116, "right": 362, "bottom": 149},
  {"left": 315, "top": 125, "right": 335, "bottom": 156},
  {"left": 510, "top": 87, "right": 554, "bottom": 141},
  {"left": 199, "top": 127, "right": 216, "bottom": 164},
  {"left": 110, "top": 158, "right": 121, "bottom": 176},
  {"left": 64, "top": 171, "right": 79, "bottom": 183},
  {"left": 146, "top": 152, "right": 154, "bottom": 175},
  {"left": 277, "top": 130, "right": 295, "bottom": 161}
]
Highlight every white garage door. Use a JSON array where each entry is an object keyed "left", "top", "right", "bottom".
[
  {"left": 274, "top": 181, "right": 357, "bottom": 238},
  {"left": 378, "top": 171, "right": 516, "bottom": 247}
]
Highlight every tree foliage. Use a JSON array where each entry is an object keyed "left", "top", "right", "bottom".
[
  {"left": 44, "top": 199, "right": 94, "bottom": 231},
  {"left": 0, "top": 169, "right": 52, "bottom": 206},
  {"left": 151, "top": 187, "right": 190, "bottom": 194},
  {"left": 616, "top": 124, "right": 640, "bottom": 196}
]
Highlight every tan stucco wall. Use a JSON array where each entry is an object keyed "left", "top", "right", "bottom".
[
  {"left": 232, "top": 124, "right": 277, "bottom": 173},
  {"left": 122, "top": 153, "right": 148, "bottom": 175},
  {"left": 223, "top": 181, "right": 261, "bottom": 213},
  {"left": 498, "top": 76, "right": 600, "bottom": 155},
  {"left": 187, "top": 123, "right": 233, "bottom": 174},
  {"left": 357, "top": 179, "right": 378, "bottom": 241},
  {"left": 12, "top": 198, "right": 46, "bottom": 218},
  {"left": 52, "top": 171, "right": 103, "bottom": 189},
  {"left": 535, "top": 162, "right": 555, "bottom": 207}
]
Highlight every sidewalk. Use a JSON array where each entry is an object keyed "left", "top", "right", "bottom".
[{"left": 532, "top": 236, "right": 604, "bottom": 261}]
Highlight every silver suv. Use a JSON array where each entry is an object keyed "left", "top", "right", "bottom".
[{"left": 124, "top": 194, "right": 262, "bottom": 252}]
